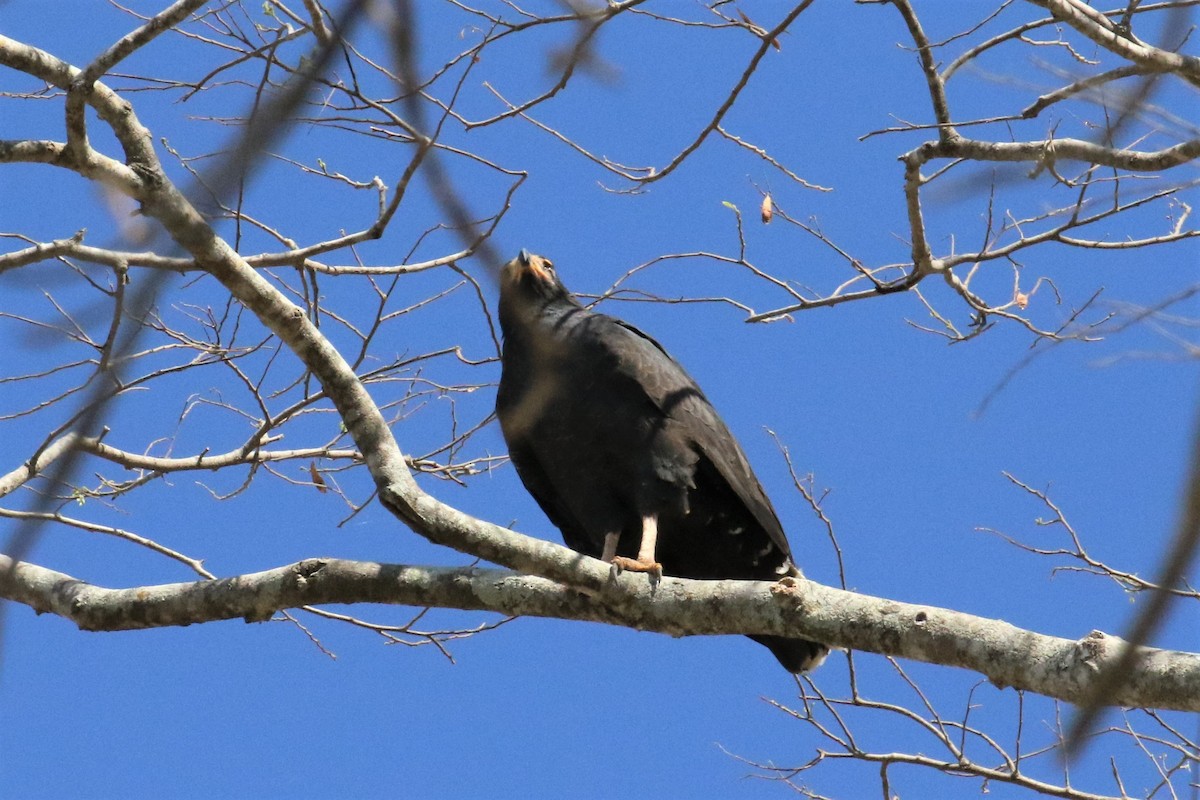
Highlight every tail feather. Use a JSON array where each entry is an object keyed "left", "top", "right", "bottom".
[{"left": 749, "top": 635, "right": 829, "bottom": 674}]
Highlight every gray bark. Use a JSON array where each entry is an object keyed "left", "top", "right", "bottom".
[{"left": 3, "top": 553, "right": 1198, "bottom": 713}]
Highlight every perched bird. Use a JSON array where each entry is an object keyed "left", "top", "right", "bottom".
[{"left": 495, "top": 249, "right": 827, "bottom": 673}]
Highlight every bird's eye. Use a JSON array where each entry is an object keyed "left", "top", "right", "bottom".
[{"left": 543, "top": 260, "right": 555, "bottom": 273}]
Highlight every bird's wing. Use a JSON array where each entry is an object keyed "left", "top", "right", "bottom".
[
  {"left": 600, "top": 317, "right": 794, "bottom": 560},
  {"left": 503, "top": 436, "right": 599, "bottom": 557}
]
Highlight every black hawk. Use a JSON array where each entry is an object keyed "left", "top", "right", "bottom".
[{"left": 496, "top": 250, "right": 828, "bottom": 673}]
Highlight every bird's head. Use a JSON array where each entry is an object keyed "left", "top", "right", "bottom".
[
  {"left": 501, "top": 249, "right": 567, "bottom": 299},
  {"left": 498, "top": 250, "right": 579, "bottom": 335}
]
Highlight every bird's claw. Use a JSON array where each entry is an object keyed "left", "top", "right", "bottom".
[{"left": 609, "top": 556, "right": 663, "bottom": 584}]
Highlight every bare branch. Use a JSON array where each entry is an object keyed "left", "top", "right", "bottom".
[{"left": 3, "top": 553, "right": 1200, "bottom": 713}]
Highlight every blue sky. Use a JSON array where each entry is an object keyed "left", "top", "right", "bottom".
[{"left": 0, "top": 1, "right": 1197, "bottom": 797}]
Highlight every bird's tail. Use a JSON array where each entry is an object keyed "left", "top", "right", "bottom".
[{"left": 749, "top": 635, "right": 829, "bottom": 674}]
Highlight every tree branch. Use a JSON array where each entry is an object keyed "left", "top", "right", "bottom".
[
  {"left": 1029, "top": 0, "right": 1200, "bottom": 88},
  {"left": 3, "top": 553, "right": 1198, "bottom": 713},
  {"left": 0, "top": 30, "right": 606, "bottom": 594}
]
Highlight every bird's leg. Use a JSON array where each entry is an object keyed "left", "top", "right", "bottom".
[
  {"left": 601, "top": 532, "right": 620, "bottom": 564},
  {"left": 602, "top": 532, "right": 623, "bottom": 582},
  {"left": 609, "top": 514, "right": 664, "bottom": 582}
]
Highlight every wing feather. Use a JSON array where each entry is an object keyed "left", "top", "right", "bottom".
[
  {"left": 598, "top": 316, "right": 794, "bottom": 560},
  {"left": 503, "top": 437, "right": 598, "bottom": 557}
]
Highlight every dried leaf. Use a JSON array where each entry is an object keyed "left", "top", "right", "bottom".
[
  {"left": 1014, "top": 291, "right": 1029, "bottom": 310},
  {"left": 761, "top": 194, "right": 773, "bottom": 224},
  {"left": 309, "top": 462, "right": 328, "bottom": 493}
]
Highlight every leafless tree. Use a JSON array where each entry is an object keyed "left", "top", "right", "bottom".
[{"left": 0, "top": 1, "right": 1197, "bottom": 796}]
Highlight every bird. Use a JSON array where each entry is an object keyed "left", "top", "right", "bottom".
[{"left": 495, "top": 249, "right": 828, "bottom": 673}]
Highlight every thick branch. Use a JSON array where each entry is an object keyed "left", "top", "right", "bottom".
[
  {"left": 0, "top": 138, "right": 141, "bottom": 192},
  {"left": 1029, "top": 0, "right": 1200, "bottom": 89},
  {"left": 0, "top": 432, "right": 84, "bottom": 497},
  {"left": 890, "top": 0, "right": 954, "bottom": 133},
  {"left": 0, "top": 35, "right": 153, "bottom": 193},
  {"left": 916, "top": 133, "right": 1200, "bottom": 173},
  {"left": 3, "top": 553, "right": 1198, "bottom": 713}
]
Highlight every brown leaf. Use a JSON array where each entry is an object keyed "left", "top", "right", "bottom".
[
  {"left": 761, "top": 194, "right": 774, "bottom": 224},
  {"left": 309, "top": 462, "right": 328, "bottom": 493}
]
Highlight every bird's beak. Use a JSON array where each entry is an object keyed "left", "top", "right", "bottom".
[{"left": 508, "top": 249, "right": 552, "bottom": 284}]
